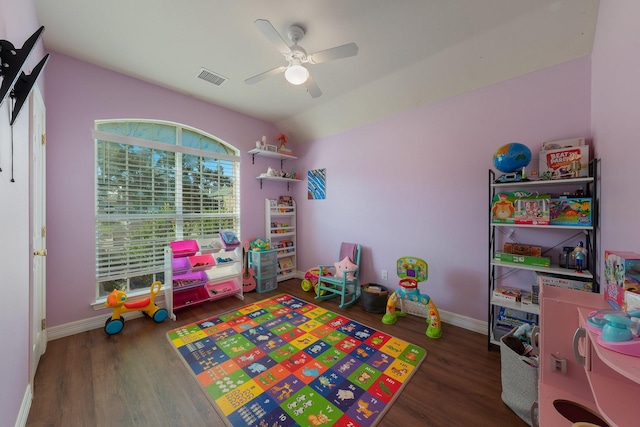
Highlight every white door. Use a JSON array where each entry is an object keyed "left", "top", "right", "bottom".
[{"left": 30, "top": 86, "right": 47, "bottom": 384}]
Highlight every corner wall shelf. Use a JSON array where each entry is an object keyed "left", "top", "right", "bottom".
[
  {"left": 256, "top": 176, "right": 302, "bottom": 190},
  {"left": 249, "top": 148, "right": 300, "bottom": 190},
  {"left": 248, "top": 148, "right": 297, "bottom": 167}
]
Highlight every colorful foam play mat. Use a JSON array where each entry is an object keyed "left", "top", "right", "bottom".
[{"left": 167, "top": 294, "right": 426, "bottom": 427}]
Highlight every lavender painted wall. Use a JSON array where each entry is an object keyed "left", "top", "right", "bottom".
[
  {"left": 0, "top": 0, "right": 46, "bottom": 425},
  {"left": 591, "top": 0, "right": 640, "bottom": 256},
  {"left": 293, "top": 56, "right": 592, "bottom": 322},
  {"left": 4, "top": 1, "right": 639, "bottom": 425},
  {"left": 44, "top": 52, "right": 287, "bottom": 327}
]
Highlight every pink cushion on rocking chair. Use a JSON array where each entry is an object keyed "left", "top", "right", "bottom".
[{"left": 334, "top": 256, "right": 358, "bottom": 281}]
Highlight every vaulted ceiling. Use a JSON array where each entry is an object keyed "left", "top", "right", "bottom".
[{"left": 34, "top": 0, "right": 600, "bottom": 143}]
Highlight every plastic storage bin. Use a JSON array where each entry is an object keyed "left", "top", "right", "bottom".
[
  {"left": 250, "top": 249, "right": 277, "bottom": 266},
  {"left": 188, "top": 254, "right": 215, "bottom": 271},
  {"left": 256, "top": 275, "right": 278, "bottom": 293},
  {"left": 170, "top": 239, "right": 199, "bottom": 257},
  {"left": 253, "top": 263, "right": 277, "bottom": 278},
  {"left": 172, "top": 257, "right": 191, "bottom": 272},
  {"left": 173, "top": 286, "right": 209, "bottom": 308},
  {"left": 206, "top": 280, "right": 239, "bottom": 298},
  {"left": 172, "top": 271, "right": 207, "bottom": 288}
]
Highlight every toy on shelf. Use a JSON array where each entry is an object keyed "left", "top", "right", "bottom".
[
  {"left": 574, "top": 241, "right": 586, "bottom": 272},
  {"left": 492, "top": 142, "right": 531, "bottom": 183},
  {"left": 382, "top": 257, "right": 442, "bottom": 339},
  {"left": 219, "top": 229, "right": 240, "bottom": 249},
  {"left": 104, "top": 281, "right": 168, "bottom": 335},
  {"left": 250, "top": 238, "right": 270, "bottom": 251}
]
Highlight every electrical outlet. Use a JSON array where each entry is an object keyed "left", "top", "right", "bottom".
[{"left": 382, "top": 270, "right": 388, "bottom": 280}]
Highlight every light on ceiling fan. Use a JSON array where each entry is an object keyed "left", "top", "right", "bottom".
[{"left": 284, "top": 63, "right": 309, "bottom": 85}]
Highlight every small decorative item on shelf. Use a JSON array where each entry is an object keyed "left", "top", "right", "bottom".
[
  {"left": 265, "top": 144, "right": 278, "bottom": 153},
  {"left": 260, "top": 167, "right": 296, "bottom": 178},
  {"left": 278, "top": 195, "right": 293, "bottom": 206},
  {"left": 276, "top": 133, "right": 292, "bottom": 155}
]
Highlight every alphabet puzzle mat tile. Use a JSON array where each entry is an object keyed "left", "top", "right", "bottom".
[{"left": 167, "top": 294, "right": 426, "bottom": 427}]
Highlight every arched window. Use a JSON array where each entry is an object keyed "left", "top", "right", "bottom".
[{"left": 93, "top": 120, "right": 240, "bottom": 299}]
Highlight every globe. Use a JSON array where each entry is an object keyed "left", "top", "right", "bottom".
[{"left": 493, "top": 143, "right": 532, "bottom": 173}]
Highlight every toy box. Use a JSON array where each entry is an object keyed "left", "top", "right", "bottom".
[
  {"left": 535, "top": 272, "right": 594, "bottom": 293},
  {"left": 492, "top": 191, "right": 548, "bottom": 224},
  {"left": 503, "top": 243, "right": 542, "bottom": 257},
  {"left": 494, "top": 252, "right": 551, "bottom": 267},
  {"left": 604, "top": 250, "right": 640, "bottom": 309},
  {"left": 491, "top": 192, "right": 517, "bottom": 224},
  {"left": 494, "top": 306, "right": 538, "bottom": 331},
  {"left": 549, "top": 197, "right": 592, "bottom": 226},
  {"left": 541, "top": 137, "right": 586, "bottom": 151},
  {"left": 493, "top": 287, "right": 523, "bottom": 303},
  {"left": 514, "top": 194, "right": 550, "bottom": 225},
  {"left": 538, "top": 145, "right": 589, "bottom": 179},
  {"left": 625, "top": 291, "right": 640, "bottom": 312}
]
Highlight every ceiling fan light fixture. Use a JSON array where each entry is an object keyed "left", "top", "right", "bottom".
[{"left": 284, "top": 63, "right": 309, "bottom": 85}]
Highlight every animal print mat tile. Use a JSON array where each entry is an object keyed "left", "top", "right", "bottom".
[{"left": 167, "top": 294, "right": 426, "bottom": 426}]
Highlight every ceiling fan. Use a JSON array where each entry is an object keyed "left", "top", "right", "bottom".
[{"left": 245, "top": 19, "right": 358, "bottom": 98}]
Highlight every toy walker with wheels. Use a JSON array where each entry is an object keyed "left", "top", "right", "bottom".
[
  {"left": 382, "top": 256, "right": 442, "bottom": 339},
  {"left": 301, "top": 267, "right": 330, "bottom": 295},
  {"left": 104, "top": 281, "right": 168, "bottom": 335}
]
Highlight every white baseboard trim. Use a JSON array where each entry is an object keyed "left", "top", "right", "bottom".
[
  {"left": 439, "top": 308, "right": 487, "bottom": 335},
  {"left": 47, "top": 311, "right": 146, "bottom": 341},
  {"left": 15, "top": 384, "right": 32, "bottom": 427},
  {"left": 47, "top": 302, "right": 487, "bottom": 342}
]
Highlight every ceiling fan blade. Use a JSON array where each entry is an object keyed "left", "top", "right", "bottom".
[
  {"left": 304, "top": 75, "right": 322, "bottom": 98},
  {"left": 308, "top": 42, "right": 358, "bottom": 64},
  {"left": 254, "top": 19, "right": 291, "bottom": 55},
  {"left": 245, "top": 65, "right": 287, "bottom": 85}
]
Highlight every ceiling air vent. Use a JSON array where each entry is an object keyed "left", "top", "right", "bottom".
[{"left": 196, "top": 68, "right": 228, "bottom": 86}]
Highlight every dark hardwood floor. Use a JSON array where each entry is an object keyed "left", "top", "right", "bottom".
[{"left": 26, "top": 279, "right": 527, "bottom": 427}]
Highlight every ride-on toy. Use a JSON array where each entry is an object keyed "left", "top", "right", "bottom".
[
  {"left": 104, "top": 281, "right": 168, "bottom": 335},
  {"left": 301, "top": 267, "right": 330, "bottom": 295}
]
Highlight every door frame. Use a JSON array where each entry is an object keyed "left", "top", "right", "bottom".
[{"left": 30, "top": 85, "right": 47, "bottom": 385}]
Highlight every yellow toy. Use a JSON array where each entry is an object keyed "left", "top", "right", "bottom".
[
  {"left": 301, "top": 267, "right": 330, "bottom": 295},
  {"left": 382, "top": 257, "right": 442, "bottom": 339},
  {"left": 104, "top": 281, "right": 168, "bottom": 335}
]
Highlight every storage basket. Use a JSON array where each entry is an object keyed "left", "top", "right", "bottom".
[
  {"left": 499, "top": 327, "right": 539, "bottom": 426},
  {"left": 360, "top": 284, "right": 388, "bottom": 314}
]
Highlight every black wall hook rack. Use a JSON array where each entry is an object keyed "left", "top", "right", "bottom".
[
  {"left": 0, "top": 26, "right": 45, "bottom": 109},
  {"left": 10, "top": 53, "right": 49, "bottom": 125}
]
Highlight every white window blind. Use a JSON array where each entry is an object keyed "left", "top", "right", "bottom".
[{"left": 94, "top": 120, "right": 240, "bottom": 298}]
